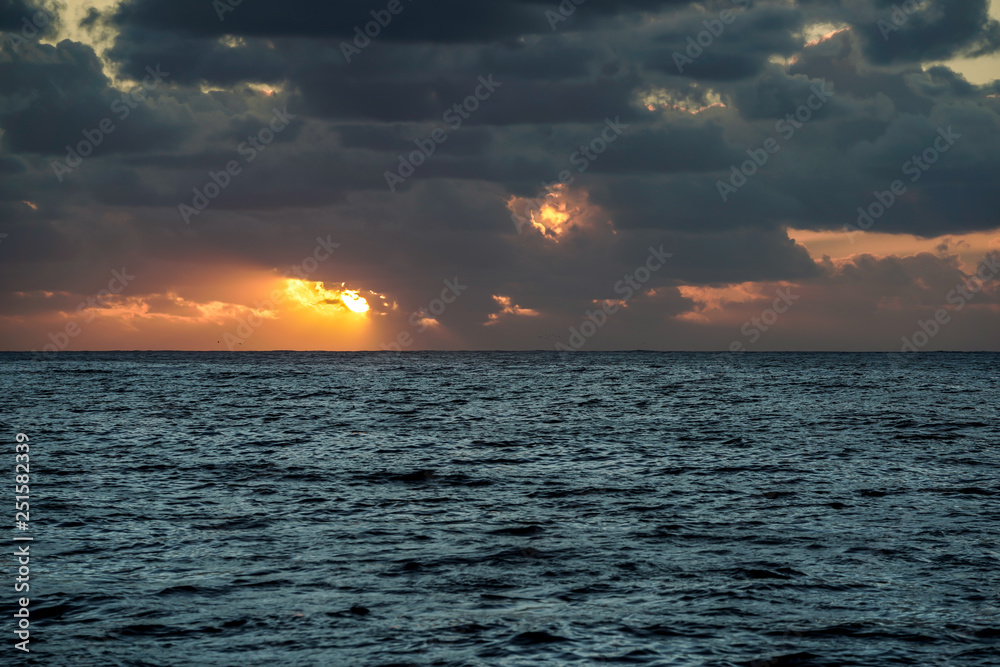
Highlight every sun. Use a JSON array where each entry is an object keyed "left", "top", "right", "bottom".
[
  {"left": 339, "top": 289, "right": 369, "bottom": 314},
  {"left": 284, "top": 279, "right": 370, "bottom": 315}
]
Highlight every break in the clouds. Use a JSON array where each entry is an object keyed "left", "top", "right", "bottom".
[{"left": 0, "top": 0, "right": 998, "bottom": 352}]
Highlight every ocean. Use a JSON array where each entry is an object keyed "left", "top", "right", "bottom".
[{"left": 1, "top": 351, "right": 998, "bottom": 666}]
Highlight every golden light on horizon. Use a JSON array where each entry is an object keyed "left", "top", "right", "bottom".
[{"left": 284, "top": 279, "right": 370, "bottom": 315}]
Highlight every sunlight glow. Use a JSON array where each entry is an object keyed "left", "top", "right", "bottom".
[
  {"left": 486, "top": 295, "right": 540, "bottom": 325},
  {"left": 534, "top": 201, "right": 572, "bottom": 237},
  {"left": 787, "top": 227, "right": 1000, "bottom": 273},
  {"left": 285, "top": 280, "right": 370, "bottom": 315},
  {"left": 639, "top": 86, "right": 726, "bottom": 115},
  {"left": 506, "top": 184, "right": 598, "bottom": 241},
  {"left": 802, "top": 24, "right": 850, "bottom": 48}
]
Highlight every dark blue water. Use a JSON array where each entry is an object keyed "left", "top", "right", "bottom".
[{"left": 1, "top": 352, "right": 998, "bottom": 666}]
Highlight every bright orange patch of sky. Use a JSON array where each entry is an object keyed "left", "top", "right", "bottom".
[{"left": 787, "top": 228, "right": 1000, "bottom": 272}]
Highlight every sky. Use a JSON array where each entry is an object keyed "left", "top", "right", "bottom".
[{"left": 0, "top": 0, "right": 998, "bottom": 352}]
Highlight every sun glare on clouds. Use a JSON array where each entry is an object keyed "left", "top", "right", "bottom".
[
  {"left": 506, "top": 184, "right": 615, "bottom": 242},
  {"left": 284, "top": 279, "right": 371, "bottom": 315}
]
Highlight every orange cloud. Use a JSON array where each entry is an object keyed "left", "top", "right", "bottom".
[
  {"left": 506, "top": 184, "right": 615, "bottom": 241},
  {"left": 787, "top": 227, "right": 1000, "bottom": 272},
  {"left": 677, "top": 282, "right": 798, "bottom": 324},
  {"left": 2, "top": 267, "right": 392, "bottom": 352},
  {"left": 486, "top": 295, "right": 540, "bottom": 325},
  {"left": 284, "top": 279, "right": 372, "bottom": 315}
]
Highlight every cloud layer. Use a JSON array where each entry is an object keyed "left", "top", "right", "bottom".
[{"left": 0, "top": 0, "right": 998, "bottom": 351}]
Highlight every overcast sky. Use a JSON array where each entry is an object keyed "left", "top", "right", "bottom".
[{"left": 1, "top": 0, "right": 998, "bottom": 352}]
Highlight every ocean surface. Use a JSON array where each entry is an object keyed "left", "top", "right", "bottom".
[{"left": 1, "top": 351, "right": 998, "bottom": 666}]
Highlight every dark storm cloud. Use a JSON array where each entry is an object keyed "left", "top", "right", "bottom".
[
  {"left": 113, "top": 0, "right": 546, "bottom": 42},
  {"left": 731, "top": 68, "right": 845, "bottom": 120},
  {"left": 0, "top": 39, "right": 184, "bottom": 156},
  {"left": 78, "top": 7, "right": 101, "bottom": 30},
  {"left": 105, "top": 30, "right": 290, "bottom": 85},
  {"left": 336, "top": 123, "right": 494, "bottom": 156},
  {"left": 297, "top": 72, "right": 647, "bottom": 125},
  {"left": 911, "top": 65, "right": 982, "bottom": 98},
  {"left": 783, "top": 33, "right": 936, "bottom": 115},
  {"left": 858, "top": 0, "right": 1000, "bottom": 64},
  {"left": 0, "top": 0, "right": 57, "bottom": 37},
  {"left": 647, "top": 4, "right": 803, "bottom": 80},
  {"left": 108, "top": 0, "right": 697, "bottom": 42},
  {"left": 0, "top": 153, "right": 25, "bottom": 173}
]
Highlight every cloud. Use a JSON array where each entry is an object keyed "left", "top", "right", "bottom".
[{"left": 0, "top": 0, "right": 998, "bottom": 350}]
